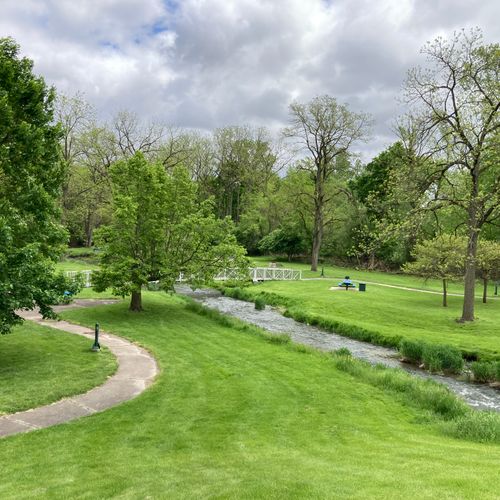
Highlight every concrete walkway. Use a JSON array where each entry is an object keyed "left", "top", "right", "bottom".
[{"left": 0, "top": 303, "right": 159, "bottom": 439}]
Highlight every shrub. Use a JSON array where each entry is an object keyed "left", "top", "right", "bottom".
[
  {"left": 496, "top": 361, "right": 500, "bottom": 382},
  {"left": 471, "top": 361, "right": 496, "bottom": 383},
  {"left": 399, "top": 339, "right": 425, "bottom": 363},
  {"left": 254, "top": 297, "right": 266, "bottom": 310},
  {"left": 422, "top": 344, "right": 463, "bottom": 374},
  {"left": 334, "top": 347, "right": 352, "bottom": 357}
]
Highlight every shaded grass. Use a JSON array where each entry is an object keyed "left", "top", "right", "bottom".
[
  {"left": 222, "top": 280, "right": 500, "bottom": 361},
  {"left": 0, "top": 293, "right": 498, "bottom": 498},
  {"left": 0, "top": 322, "right": 117, "bottom": 415}
]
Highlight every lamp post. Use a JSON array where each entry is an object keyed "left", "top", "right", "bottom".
[{"left": 91, "top": 323, "right": 101, "bottom": 352}]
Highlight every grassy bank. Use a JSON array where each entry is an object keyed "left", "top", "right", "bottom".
[
  {"left": 0, "top": 322, "right": 116, "bottom": 415},
  {"left": 0, "top": 293, "right": 498, "bottom": 498},
  {"left": 222, "top": 279, "right": 500, "bottom": 361}
]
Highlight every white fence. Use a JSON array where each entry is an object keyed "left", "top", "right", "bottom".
[
  {"left": 65, "top": 270, "right": 93, "bottom": 288},
  {"left": 248, "top": 267, "right": 301, "bottom": 282},
  {"left": 66, "top": 267, "right": 302, "bottom": 288}
]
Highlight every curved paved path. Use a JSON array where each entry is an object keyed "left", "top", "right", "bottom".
[{"left": 0, "top": 302, "right": 159, "bottom": 439}]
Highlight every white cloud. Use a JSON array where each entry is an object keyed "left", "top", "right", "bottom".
[{"left": 1, "top": 0, "right": 499, "bottom": 160}]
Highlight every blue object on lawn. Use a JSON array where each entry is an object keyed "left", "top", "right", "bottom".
[{"left": 338, "top": 276, "right": 356, "bottom": 290}]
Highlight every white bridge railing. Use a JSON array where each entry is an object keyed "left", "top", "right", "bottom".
[
  {"left": 65, "top": 270, "right": 93, "bottom": 287},
  {"left": 248, "top": 267, "right": 301, "bottom": 282},
  {"left": 66, "top": 267, "right": 302, "bottom": 288}
]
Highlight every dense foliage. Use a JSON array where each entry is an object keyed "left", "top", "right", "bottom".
[
  {"left": 93, "top": 153, "right": 247, "bottom": 310},
  {"left": 0, "top": 38, "right": 77, "bottom": 333}
]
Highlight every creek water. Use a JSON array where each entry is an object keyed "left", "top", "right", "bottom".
[{"left": 177, "top": 285, "right": 500, "bottom": 412}]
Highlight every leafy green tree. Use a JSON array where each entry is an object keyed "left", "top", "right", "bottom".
[
  {"left": 258, "top": 224, "right": 307, "bottom": 261},
  {"left": 404, "top": 236, "right": 466, "bottom": 307},
  {"left": 350, "top": 142, "right": 415, "bottom": 268},
  {"left": 476, "top": 240, "right": 500, "bottom": 303},
  {"left": 403, "top": 29, "right": 500, "bottom": 321},
  {"left": 284, "top": 95, "right": 371, "bottom": 271},
  {"left": 93, "top": 153, "right": 247, "bottom": 311},
  {"left": 0, "top": 37, "right": 75, "bottom": 333},
  {"left": 213, "top": 126, "right": 277, "bottom": 222}
]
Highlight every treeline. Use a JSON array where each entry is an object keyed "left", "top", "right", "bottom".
[{"left": 57, "top": 99, "right": 499, "bottom": 271}]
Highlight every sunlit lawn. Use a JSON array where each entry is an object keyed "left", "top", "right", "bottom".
[
  {"left": 0, "top": 322, "right": 116, "bottom": 415},
  {"left": 251, "top": 255, "right": 499, "bottom": 296},
  {"left": 0, "top": 293, "right": 498, "bottom": 498}
]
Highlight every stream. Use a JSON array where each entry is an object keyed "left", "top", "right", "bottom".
[{"left": 177, "top": 285, "right": 500, "bottom": 412}]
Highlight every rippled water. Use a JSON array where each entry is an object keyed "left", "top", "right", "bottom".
[{"left": 177, "top": 285, "right": 500, "bottom": 412}]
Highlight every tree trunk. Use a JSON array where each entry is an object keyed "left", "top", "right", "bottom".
[
  {"left": 442, "top": 278, "right": 447, "bottom": 307},
  {"left": 130, "top": 290, "right": 142, "bottom": 312},
  {"left": 461, "top": 233, "right": 478, "bottom": 321},
  {"left": 311, "top": 217, "right": 323, "bottom": 272},
  {"left": 310, "top": 178, "right": 324, "bottom": 272},
  {"left": 461, "top": 193, "right": 479, "bottom": 322},
  {"left": 483, "top": 278, "right": 488, "bottom": 304},
  {"left": 368, "top": 251, "right": 376, "bottom": 270}
]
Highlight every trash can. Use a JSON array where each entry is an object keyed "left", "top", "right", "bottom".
[{"left": 358, "top": 283, "right": 366, "bottom": 292}]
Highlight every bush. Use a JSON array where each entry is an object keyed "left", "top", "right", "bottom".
[
  {"left": 334, "top": 347, "right": 352, "bottom": 357},
  {"left": 496, "top": 361, "right": 500, "bottom": 382},
  {"left": 471, "top": 361, "right": 496, "bottom": 383},
  {"left": 254, "top": 297, "right": 266, "bottom": 310},
  {"left": 399, "top": 339, "right": 425, "bottom": 363},
  {"left": 422, "top": 344, "right": 464, "bottom": 374}
]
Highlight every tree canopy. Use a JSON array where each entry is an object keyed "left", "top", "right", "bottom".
[
  {"left": 403, "top": 29, "right": 500, "bottom": 321},
  {"left": 0, "top": 37, "right": 75, "bottom": 333},
  {"left": 93, "top": 153, "right": 248, "bottom": 311}
]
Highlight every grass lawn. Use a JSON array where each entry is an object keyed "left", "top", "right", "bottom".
[
  {"left": 251, "top": 255, "right": 499, "bottom": 296},
  {"left": 0, "top": 322, "right": 116, "bottom": 415},
  {"left": 0, "top": 293, "right": 498, "bottom": 498},
  {"left": 229, "top": 280, "right": 500, "bottom": 360},
  {"left": 55, "top": 247, "right": 100, "bottom": 273}
]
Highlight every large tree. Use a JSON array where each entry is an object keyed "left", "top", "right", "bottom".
[
  {"left": 284, "top": 95, "right": 371, "bottom": 271},
  {"left": 403, "top": 29, "right": 500, "bottom": 321},
  {"left": 0, "top": 38, "right": 74, "bottom": 333},
  {"left": 93, "top": 153, "right": 247, "bottom": 311}
]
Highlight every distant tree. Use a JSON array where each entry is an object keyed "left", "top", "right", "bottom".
[
  {"left": 403, "top": 29, "right": 500, "bottom": 321},
  {"left": 404, "top": 236, "right": 466, "bottom": 307},
  {"left": 284, "top": 95, "right": 371, "bottom": 271},
  {"left": 213, "top": 126, "right": 277, "bottom": 222},
  {"left": 258, "top": 224, "right": 307, "bottom": 261},
  {"left": 350, "top": 142, "right": 416, "bottom": 268},
  {"left": 0, "top": 37, "right": 76, "bottom": 333},
  {"left": 476, "top": 240, "right": 500, "bottom": 303},
  {"left": 93, "top": 153, "right": 247, "bottom": 311}
]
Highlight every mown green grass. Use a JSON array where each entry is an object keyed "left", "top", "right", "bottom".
[
  {"left": 0, "top": 293, "right": 498, "bottom": 498},
  {"left": 0, "top": 322, "right": 117, "bottom": 415},
  {"left": 228, "top": 280, "right": 500, "bottom": 360},
  {"left": 55, "top": 247, "right": 100, "bottom": 273},
  {"left": 251, "top": 255, "right": 499, "bottom": 296}
]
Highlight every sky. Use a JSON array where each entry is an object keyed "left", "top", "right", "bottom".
[{"left": 1, "top": 0, "right": 499, "bottom": 161}]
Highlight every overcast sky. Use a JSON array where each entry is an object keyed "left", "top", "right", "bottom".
[{"left": 1, "top": 0, "right": 499, "bottom": 160}]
